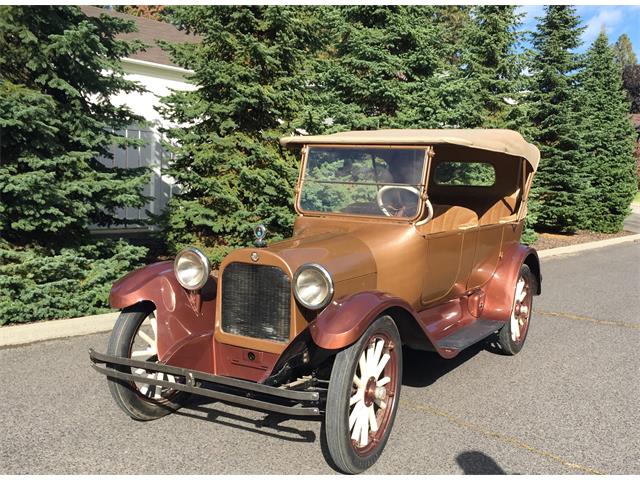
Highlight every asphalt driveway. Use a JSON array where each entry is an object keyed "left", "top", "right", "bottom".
[{"left": 1, "top": 241, "right": 638, "bottom": 474}]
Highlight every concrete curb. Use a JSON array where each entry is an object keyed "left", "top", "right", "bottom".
[
  {"left": 538, "top": 233, "right": 640, "bottom": 259},
  {"left": 2, "top": 233, "right": 639, "bottom": 347},
  {"left": 0, "top": 311, "right": 119, "bottom": 347}
]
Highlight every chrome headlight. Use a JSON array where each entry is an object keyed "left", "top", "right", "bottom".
[
  {"left": 174, "top": 247, "right": 211, "bottom": 290},
  {"left": 293, "top": 264, "right": 334, "bottom": 310}
]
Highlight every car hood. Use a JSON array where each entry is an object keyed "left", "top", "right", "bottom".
[{"left": 264, "top": 230, "right": 376, "bottom": 283}]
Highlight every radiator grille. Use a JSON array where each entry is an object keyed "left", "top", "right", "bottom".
[{"left": 221, "top": 262, "right": 291, "bottom": 342}]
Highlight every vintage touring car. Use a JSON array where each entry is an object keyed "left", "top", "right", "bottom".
[{"left": 90, "top": 129, "right": 541, "bottom": 474}]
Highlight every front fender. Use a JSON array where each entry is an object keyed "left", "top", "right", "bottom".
[
  {"left": 110, "top": 261, "right": 176, "bottom": 311},
  {"left": 482, "top": 243, "right": 541, "bottom": 322},
  {"left": 109, "top": 261, "right": 217, "bottom": 372},
  {"left": 308, "top": 291, "right": 437, "bottom": 352}
]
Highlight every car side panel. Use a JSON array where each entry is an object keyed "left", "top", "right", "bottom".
[
  {"left": 467, "top": 224, "right": 504, "bottom": 290},
  {"left": 421, "top": 231, "right": 464, "bottom": 303},
  {"left": 109, "top": 261, "right": 216, "bottom": 373}
]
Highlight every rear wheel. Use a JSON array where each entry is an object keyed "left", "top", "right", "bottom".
[
  {"left": 496, "top": 264, "right": 536, "bottom": 355},
  {"left": 324, "top": 315, "right": 402, "bottom": 474},
  {"left": 106, "top": 303, "right": 189, "bottom": 421}
]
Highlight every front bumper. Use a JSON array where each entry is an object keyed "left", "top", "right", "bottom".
[{"left": 89, "top": 349, "right": 321, "bottom": 416}]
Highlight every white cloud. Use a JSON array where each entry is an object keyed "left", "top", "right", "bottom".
[{"left": 582, "top": 8, "right": 624, "bottom": 44}]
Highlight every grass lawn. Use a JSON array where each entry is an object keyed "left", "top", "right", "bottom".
[{"left": 635, "top": 191, "right": 640, "bottom": 203}]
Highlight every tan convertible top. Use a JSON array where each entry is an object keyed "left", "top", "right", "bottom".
[{"left": 281, "top": 129, "right": 540, "bottom": 170}]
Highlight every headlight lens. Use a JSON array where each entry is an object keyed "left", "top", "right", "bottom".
[
  {"left": 293, "top": 264, "right": 333, "bottom": 310},
  {"left": 174, "top": 247, "right": 211, "bottom": 290}
]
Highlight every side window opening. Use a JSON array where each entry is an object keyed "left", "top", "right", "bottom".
[{"left": 433, "top": 161, "right": 496, "bottom": 187}]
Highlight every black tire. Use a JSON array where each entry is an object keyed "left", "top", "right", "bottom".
[
  {"left": 106, "top": 303, "right": 189, "bottom": 421},
  {"left": 496, "top": 264, "right": 536, "bottom": 355},
  {"left": 324, "top": 315, "right": 402, "bottom": 474}
]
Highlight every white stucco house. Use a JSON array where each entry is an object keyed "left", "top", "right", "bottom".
[{"left": 81, "top": 6, "right": 200, "bottom": 233}]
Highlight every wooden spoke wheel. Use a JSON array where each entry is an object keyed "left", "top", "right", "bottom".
[
  {"left": 325, "top": 315, "right": 402, "bottom": 474},
  {"left": 496, "top": 264, "right": 536, "bottom": 355},
  {"left": 106, "top": 304, "right": 189, "bottom": 421}
]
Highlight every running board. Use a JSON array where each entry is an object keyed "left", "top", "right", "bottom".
[{"left": 435, "top": 319, "right": 503, "bottom": 350}]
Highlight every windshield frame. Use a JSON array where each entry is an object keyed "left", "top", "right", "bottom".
[{"left": 295, "top": 144, "right": 431, "bottom": 222}]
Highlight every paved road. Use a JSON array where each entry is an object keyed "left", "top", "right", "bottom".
[{"left": 1, "top": 242, "right": 639, "bottom": 474}]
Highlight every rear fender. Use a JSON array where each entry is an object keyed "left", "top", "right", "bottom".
[
  {"left": 482, "top": 244, "right": 541, "bottom": 322},
  {"left": 109, "top": 261, "right": 216, "bottom": 372},
  {"left": 308, "top": 291, "right": 437, "bottom": 353}
]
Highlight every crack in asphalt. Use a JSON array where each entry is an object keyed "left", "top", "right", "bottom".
[
  {"left": 538, "top": 310, "right": 640, "bottom": 331},
  {"left": 403, "top": 402, "right": 604, "bottom": 475}
]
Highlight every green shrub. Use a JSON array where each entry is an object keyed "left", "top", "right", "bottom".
[
  {"left": 0, "top": 239, "right": 147, "bottom": 325},
  {"left": 0, "top": 6, "right": 150, "bottom": 324}
]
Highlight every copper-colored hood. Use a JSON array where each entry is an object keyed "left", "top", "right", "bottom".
[{"left": 264, "top": 231, "right": 376, "bottom": 283}]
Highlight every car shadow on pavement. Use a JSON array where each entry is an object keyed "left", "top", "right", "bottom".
[
  {"left": 402, "top": 341, "right": 487, "bottom": 387},
  {"left": 174, "top": 396, "right": 318, "bottom": 443},
  {"left": 456, "top": 451, "right": 509, "bottom": 474},
  {"left": 176, "top": 396, "right": 345, "bottom": 472},
  {"left": 176, "top": 396, "right": 344, "bottom": 473}
]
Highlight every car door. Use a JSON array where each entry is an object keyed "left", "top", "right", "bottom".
[
  {"left": 466, "top": 223, "right": 503, "bottom": 290},
  {"left": 417, "top": 205, "right": 479, "bottom": 305}
]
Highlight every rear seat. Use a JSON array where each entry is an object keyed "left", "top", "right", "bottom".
[{"left": 478, "top": 190, "right": 520, "bottom": 225}]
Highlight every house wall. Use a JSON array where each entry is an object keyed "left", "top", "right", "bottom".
[{"left": 92, "top": 59, "right": 196, "bottom": 233}]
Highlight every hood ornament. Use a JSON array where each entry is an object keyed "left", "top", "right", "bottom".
[{"left": 254, "top": 224, "right": 268, "bottom": 248}]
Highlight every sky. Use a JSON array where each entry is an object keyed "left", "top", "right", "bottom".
[{"left": 518, "top": 5, "right": 640, "bottom": 57}]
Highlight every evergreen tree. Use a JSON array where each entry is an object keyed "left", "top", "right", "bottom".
[
  {"left": 459, "top": 6, "right": 525, "bottom": 128},
  {"left": 579, "top": 31, "right": 637, "bottom": 232},
  {"left": 160, "top": 6, "right": 324, "bottom": 265},
  {"left": 622, "top": 65, "right": 640, "bottom": 113},
  {"left": 433, "top": 6, "right": 471, "bottom": 67},
  {"left": 0, "top": 6, "right": 148, "bottom": 245},
  {"left": 306, "top": 6, "right": 446, "bottom": 132},
  {"left": 527, "top": 6, "right": 591, "bottom": 233},
  {"left": 0, "top": 6, "right": 149, "bottom": 323},
  {"left": 613, "top": 33, "right": 637, "bottom": 68}
]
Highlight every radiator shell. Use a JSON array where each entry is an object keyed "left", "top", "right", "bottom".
[{"left": 221, "top": 262, "right": 291, "bottom": 343}]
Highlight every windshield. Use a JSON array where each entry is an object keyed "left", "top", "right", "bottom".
[{"left": 299, "top": 147, "right": 427, "bottom": 218}]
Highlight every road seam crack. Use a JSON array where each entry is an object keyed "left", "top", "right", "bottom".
[
  {"left": 538, "top": 310, "right": 640, "bottom": 331},
  {"left": 403, "top": 401, "right": 604, "bottom": 475}
]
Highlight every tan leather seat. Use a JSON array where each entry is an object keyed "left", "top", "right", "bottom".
[{"left": 422, "top": 204, "right": 478, "bottom": 234}]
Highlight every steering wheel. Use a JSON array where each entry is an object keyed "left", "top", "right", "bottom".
[{"left": 376, "top": 185, "right": 421, "bottom": 217}]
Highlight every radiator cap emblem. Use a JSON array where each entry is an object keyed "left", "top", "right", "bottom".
[
  {"left": 254, "top": 224, "right": 267, "bottom": 247},
  {"left": 250, "top": 252, "right": 259, "bottom": 262}
]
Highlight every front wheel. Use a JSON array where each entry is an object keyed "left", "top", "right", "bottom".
[
  {"left": 106, "top": 303, "right": 189, "bottom": 421},
  {"left": 324, "top": 315, "right": 402, "bottom": 474}
]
